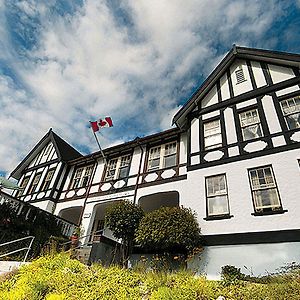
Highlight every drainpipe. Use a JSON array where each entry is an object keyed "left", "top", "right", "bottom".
[{"left": 133, "top": 139, "right": 144, "bottom": 205}]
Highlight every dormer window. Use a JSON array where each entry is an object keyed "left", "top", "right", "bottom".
[
  {"left": 235, "top": 66, "right": 246, "bottom": 84},
  {"left": 147, "top": 142, "right": 177, "bottom": 171},
  {"left": 104, "top": 155, "right": 131, "bottom": 181}
]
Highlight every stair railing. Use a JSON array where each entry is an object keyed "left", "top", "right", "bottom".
[{"left": 0, "top": 236, "right": 35, "bottom": 262}]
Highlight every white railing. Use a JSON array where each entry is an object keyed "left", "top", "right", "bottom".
[{"left": 0, "top": 236, "right": 35, "bottom": 262}]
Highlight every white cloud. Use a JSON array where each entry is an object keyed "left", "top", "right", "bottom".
[{"left": 0, "top": 0, "right": 289, "bottom": 174}]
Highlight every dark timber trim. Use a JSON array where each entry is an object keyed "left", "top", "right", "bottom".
[
  {"left": 199, "top": 76, "right": 300, "bottom": 115},
  {"left": 202, "top": 229, "right": 300, "bottom": 246}
]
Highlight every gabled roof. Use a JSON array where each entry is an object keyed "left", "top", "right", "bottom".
[
  {"left": 10, "top": 129, "right": 82, "bottom": 179},
  {"left": 173, "top": 45, "right": 300, "bottom": 128}
]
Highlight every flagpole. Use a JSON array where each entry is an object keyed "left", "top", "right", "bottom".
[{"left": 89, "top": 122, "right": 107, "bottom": 165}]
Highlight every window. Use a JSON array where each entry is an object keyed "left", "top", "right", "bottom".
[
  {"left": 147, "top": 142, "right": 177, "bottom": 171},
  {"left": 235, "top": 66, "right": 246, "bottom": 84},
  {"left": 28, "top": 173, "right": 42, "bottom": 194},
  {"left": 81, "top": 166, "right": 93, "bottom": 187},
  {"left": 239, "top": 109, "right": 263, "bottom": 141},
  {"left": 41, "top": 169, "right": 55, "bottom": 191},
  {"left": 280, "top": 96, "right": 300, "bottom": 130},
  {"left": 249, "top": 166, "right": 281, "bottom": 212},
  {"left": 204, "top": 120, "right": 222, "bottom": 150},
  {"left": 70, "top": 166, "right": 94, "bottom": 189},
  {"left": 205, "top": 174, "right": 229, "bottom": 217},
  {"left": 16, "top": 176, "right": 30, "bottom": 197},
  {"left": 105, "top": 155, "right": 132, "bottom": 181},
  {"left": 118, "top": 155, "right": 131, "bottom": 179}
]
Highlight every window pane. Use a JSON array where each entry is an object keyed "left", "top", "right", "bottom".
[
  {"left": 148, "top": 158, "right": 160, "bottom": 170},
  {"left": 286, "top": 113, "right": 300, "bottom": 129},
  {"left": 253, "top": 188, "right": 280, "bottom": 209},
  {"left": 208, "top": 196, "right": 229, "bottom": 216},
  {"left": 242, "top": 124, "right": 262, "bottom": 140},
  {"left": 118, "top": 166, "right": 129, "bottom": 179},
  {"left": 164, "top": 154, "right": 176, "bottom": 168}
]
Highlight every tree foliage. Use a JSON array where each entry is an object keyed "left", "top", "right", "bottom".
[
  {"left": 135, "top": 206, "right": 201, "bottom": 253},
  {"left": 105, "top": 200, "right": 145, "bottom": 243},
  {"left": 0, "top": 201, "right": 63, "bottom": 259}
]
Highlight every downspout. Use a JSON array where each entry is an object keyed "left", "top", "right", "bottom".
[{"left": 133, "top": 139, "right": 144, "bottom": 205}]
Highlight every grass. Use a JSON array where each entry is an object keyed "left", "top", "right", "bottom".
[{"left": 0, "top": 253, "right": 299, "bottom": 299}]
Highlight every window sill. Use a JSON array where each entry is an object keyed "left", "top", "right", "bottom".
[
  {"left": 251, "top": 209, "right": 288, "bottom": 216},
  {"left": 203, "top": 215, "right": 233, "bottom": 221}
]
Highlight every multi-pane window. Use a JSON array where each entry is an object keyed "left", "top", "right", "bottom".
[
  {"left": 239, "top": 109, "right": 263, "bottom": 141},
  {"left": 118, "top": 155, "right": 131, "bottom": 179},
  {"left": 81, "top": 166, "right": 93, "bottom": 187},
  {"left": 71, "top": 166, "right": 94, "bottom": 189},
  {"left": 280, "top": 96, "right": 300, "bottom": 130},
  {"left": 147, "top": 142, "right": 177, "bottom": 171},
  {"left": 28, "top": 173, "right": 42, "bottom": 194},
  {"left": 105, "top": 155, "right": 132, "bottom": 181},
  {"left": 204, "top": 120, "right": 222, "bottom": 150},
  {"left": 71, "top": 167, "right": 83, "bottom": 189},
  {"left": 205, "top": 174, "right": 229, "bottom": 217},
  {"left": 105, "top": 159, "right": 118, "bottom": 181},
  {"left": 41, "top": 169, "right": 55, "bottom": 191},
  {"left": 249, "top": 166, "right": 281, "bottom": 212},
  {"left": 16, "top": 176, "right": 30, "bottom": 197}
]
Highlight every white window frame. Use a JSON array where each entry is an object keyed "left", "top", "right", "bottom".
[
  {"left": 280, "top": 96, "right": 300, "bottom": 130},
  {"left": 239, "top": 108, "right": 263, "bottom": 141},
  {"left": 248, "top": 166, "right": 282, "bottom": 212},
  {"left": 203, "top": 119, "right": 222, "bottom": 150},
  {"left": 70, "top": 165, "right": 93, "bottom": 189},
  {"left": 205, "top": 174, "right": 230, "bottom": 217},
  {"left": 104, "top": 155, "right": 131, "bottom": 181},
  {"left": 147, "top": 142, "right": 177, "bottom": 171}
]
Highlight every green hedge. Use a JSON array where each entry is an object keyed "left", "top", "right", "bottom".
[{"left": 1, "top": 254, "right": 300, "bottom": 299}]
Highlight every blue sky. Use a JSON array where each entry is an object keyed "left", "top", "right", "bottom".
[{"left": 1, "top": 0, "right": 300, "bottom": 175}]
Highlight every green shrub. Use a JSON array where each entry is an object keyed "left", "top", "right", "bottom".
[
  {"left": 221, "top": 265, "right": 245, "bottom": 284},
  {"left": 135, "top": 206, "right": 201, "bottom": 254}
]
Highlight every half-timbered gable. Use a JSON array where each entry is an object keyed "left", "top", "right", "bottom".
[
  {"left": 173, "top": 46, "right": 300, "bottom": 170},
  {"left": 10, "top": 129, "right": 82, "bottom": 212}
]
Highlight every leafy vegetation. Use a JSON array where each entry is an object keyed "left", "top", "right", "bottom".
[
  {"left": 0, "top": 202, "right": 65, "bottom": 259},
  {"left": 135, "top": 206, "right": 201, "bottom": 254},
  {"left": 1, "top": 254, "right": 300, "bottom": 299},
  {"left": 105, "top": 200, "right": 145, "bottom": 265}
]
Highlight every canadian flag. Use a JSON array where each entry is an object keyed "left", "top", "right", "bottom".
[{"left": 91, "top": 117, "right": 113, "bottom": 132}]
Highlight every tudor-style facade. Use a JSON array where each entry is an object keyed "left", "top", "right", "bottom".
[{"left": 8, "top": 46, "right": 300, "bottom": 278}]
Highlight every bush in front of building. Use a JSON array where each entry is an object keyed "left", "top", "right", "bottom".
[
  {"left": 135, "top": 206, "right": 202, "bottom": 254},
  {"left": 105, "top": 200, "right": 145, "bottom": 266}
]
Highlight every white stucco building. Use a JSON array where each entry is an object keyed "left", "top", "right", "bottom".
[{"left": 9, "top": 46, "right": 300, "bottom": 278}]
